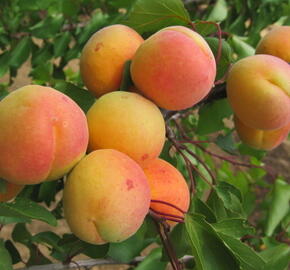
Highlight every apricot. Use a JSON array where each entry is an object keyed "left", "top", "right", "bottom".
[
  {"left": 80, "top": 24, "right": 144, "bottom": 97},
  {"left": 0, "top": 85, "right": 89, "bottom": 185},
  {"left": 256, "top": 26, "right": 290, "bottom": 62},
  {"left": 142, "top": 158, "right": 190, "bottom": 225},
  {"left": 226, "top": 54, "right": 290, "bottom": 130},
  {"left": 0, "top": 181, "right": 24, "bottom": 202},
  {"left": 87, "top": 91, "right": 165, "bottom": 165},
  {"left": 234, "top": 116, "right": 289, "bottom": 151},
  {"left": 63, "top": 149, "right": 150, "bottom": 244},
  {"left": 130, "top": 26, "right": 216, "bottom": 110}
]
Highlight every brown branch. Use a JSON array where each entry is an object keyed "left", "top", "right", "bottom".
[{"left": 150, "top": 211, "right": 183, "bottom": 270}]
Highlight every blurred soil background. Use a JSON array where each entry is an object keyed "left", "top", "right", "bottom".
[{"left": 0, "top": 60, "right": 289, "bottom": 270}]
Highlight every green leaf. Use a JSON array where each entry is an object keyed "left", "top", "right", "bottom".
[
  {"left": 30, "top": 15, "right": 64, "bottom": 39},
  {"left": 0, "top": 52, "right": 10, "bottom": 78},
  {"left": 215, "top": 132, "right": 237, "bottom": 154},
  {"left": 38, "top": 181, "right": 58, "bottom": 206},
  {"left": 207, "top": 0, "right": 228, "bottom": 22},
  {"left": 260, "top": 244, "right": 290, "bottom": 270},
  {"left": 207, "top": 190, "right": 228, "bottom": 221},
  {"left": 265, "top": 179, "right": 290, "bottom": 236},
  {"left": 0, "top": 179, "right": 7, "bottom": 193},
  {"left": 0, "top": 197, "right": 57, "bottom": 226},
  {"left": 197, "top": 99, "right": 233, "bottom": 135},
  {"left": 0, "top": 240, "right": 12, "bottom": 270},
  {"left": 32, "top": 232, "right": 61, "bottom": 252},
  {"left": 4, "top": 240, "right": 21, "bottom": 265},
  {"left": 135, "top": 248, "right": 167, "bottom": 270},
  {"left": 212, "top": 218, "right": 255, "bottom": 239},
  {"left": 229, "top": 35, "right": 255, "bottom": 59},
  {"left": 189, "top": 197, "right": 217, "bottom": 223},
  {"left": 19, "top": 0, "right": 50, "bottom": 10},
  {"left": 53, "top": 80, "right": 96, "bottom": 112},
  {"left": 30, "top": 62, "right": 53, "bottom": 83},
  {"left": 53, "top": 32, "right": 71, "bottom": 58},
  {"left": 194, "top": 22, "right": 217, "bottom": 36},
  {"left": 9, "top": 36, "right": 31, "bottom": 70},
  {"left": 108, "top": 223, "right": 148, "bottom": 263},
  {"left": 31, "top": 43, "right": 53, "bottom": 67},
  {"left": 217, "top": 233, "right": 266, "bottom": 270},
  {"left": 0, "top": 216, "right": 30, "bottom": 225},
  {"left": 205, "top": 37, "right": 233, "bottom": 80},
  {"left": 215, "top": 181, "right": 245, "bottom": 217},
  {"left": 62, "top": 0, "right": 81, "bottom": 17},
  {"left": 82, "top": 243, "right": 109, "bottom": 259},
  {"left": 185, "top": 214, "right": 239, "bottom": 270},
  {"left": 165, "top": 223, "right": 191, "bottom": 259},
  {"left": 124, "top": 0, "right": 191, "bottom": 34},
  {"left": 12, "top": 224, "right": 31, "bottom": 246}
]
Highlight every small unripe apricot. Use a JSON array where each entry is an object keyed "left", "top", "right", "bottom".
[
  {"left": 256, "top": 26, "right": 290, "bottom": 62},
  {"left": 234, "top": 116, "right": 289, "bottom": 151},
  {"left": 63, "top": 149, "right": 150, "bottom": 244},
  {"left": 143, "top": 158, "right": 190, "bottom": 226},
  {"left": 131, "top": 26, "right": 216, "bottom": 110},
  {"left": 80, "top": 24, "right": 144, "bottom": 97},
  {"left": 0, "top": 85, "right": 89, "bottom": 185},
  {"left": 0, "top": 181, "right": 24, "bottom": 202},
  {"left": 227, "top": 54, "right": 290, "bottom": 130},
  {"left": 87, "top": 91, "right": 165, "bottom": 165}
]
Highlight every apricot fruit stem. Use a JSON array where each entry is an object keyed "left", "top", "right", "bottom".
[
  {"left": 149, "top": 207, "right": 185, "bottom": 223},
  {"left": 150, "top": 199, "right": 186, "bottom": 214}
]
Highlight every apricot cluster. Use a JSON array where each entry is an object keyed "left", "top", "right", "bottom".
[
  {"left": 227, "top": 26, "right": 290, "bottom": 150},
  {"left": 2, "top": 24, "right": 211, "bottom": 245}
]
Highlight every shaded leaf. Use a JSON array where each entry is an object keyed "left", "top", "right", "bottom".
[
  {"left": 53, "top": 80, "right": 96, "bottom": 112},
  {"left": 197, "top": 99, "right": 233, "bottom": 135},
  {"left": 54, "top": 32, "right": 71, "bottom": 57},
  {"left": 0, "top": 240, "right": 12, "bottom": 270},
  {"left": 9, "top": 36, "right": 31, "bottom": 70},
  {"left": 30, "top": 15, "right": 63, "bottom": 39},
  {"left": 205, "top": 37, "right": 233, "bottom": 80},
  {"left": 4, "top": 240, "right": 21, "bottom": 265}
]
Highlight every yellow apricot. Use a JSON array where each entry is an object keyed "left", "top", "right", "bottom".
[
  {"left": 63, "top": 149, "right": 150, "bottom": 244},
  {"left": 87, "top": 91, "right": 165, "bottom": 165},
  {"left": 80, "top": 24, "right": 144, "bottom": 97}
]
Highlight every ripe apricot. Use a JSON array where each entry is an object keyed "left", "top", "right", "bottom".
[
  {"left": 142, "top": 158, "right": 190, "bottom": 226},
  {"left": 80, "top": 24, "right": 144, "bottom": 97},
  {"left": 227, "top": 54, "right": 290, "bottom": 130},
  {"left": 87, "top": 91, "right": 165, "bottom": 165},
  {"left": 234, "top": 116, "right": 289, "bottom": 150},
  {"left": 256, "top": 26, "right": 290, "bottom": 62},
  {"left": 63, "top": 149, "right": 150, "bottom": 244},
  {"left": 0, "top": 85, "right": 89, "bottom": 185},
  {"left": 131, "top": 26, "right": 216, "bottom": 110}
]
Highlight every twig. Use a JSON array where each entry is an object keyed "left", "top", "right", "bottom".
[{"left": 150, "top": 212, "right": 183, "bottom": 270}]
